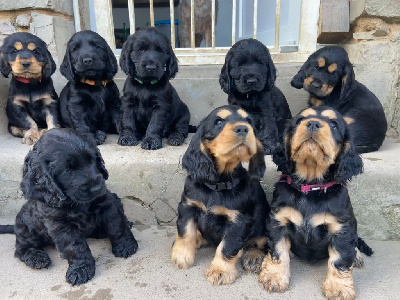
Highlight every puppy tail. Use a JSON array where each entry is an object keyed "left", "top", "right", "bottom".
[
  {"left": 0, "top": 225, "right": 14, "bottom": 234},
  {"left": 357, "top": 237, "right": 373, "bottom": 256},
  {"left": 188, "top": 125, "right": 197, "bottom": 133}
]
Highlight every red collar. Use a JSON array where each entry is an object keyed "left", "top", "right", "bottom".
[
  {"left": 279, "top": 174, "right": 345, "bottom": 193},
  {"left": 15, "top": 76, "right": 42, "bottom": 84}
]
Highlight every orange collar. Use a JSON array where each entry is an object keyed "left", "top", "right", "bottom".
[{"left": 80, "top": 78, "right": 112, "bottom": 86}]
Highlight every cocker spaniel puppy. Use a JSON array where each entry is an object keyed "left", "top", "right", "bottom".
[
  {"left": 59, "top": 30, "right": 121, "bottom": 145},
  {"left": 119, "top": 27, "right": 190, "bottom": 150},
  {"left": 0, "top": 32, "right": 60, "bottom": 145},
  {"left": 291, "top": 46, "right": 387, "bottom": 153},
  {"left": 7, "top": 129, "right": 137, "bottom": 285},
  {"left": 220, "top": 39, "right": 292, "bottom": 155},
  {"left": 171, "top": 105, "right": 270, "bottom": 285},
  {"left": 259, "top": 106, "right": 373, "bottom": 299}
]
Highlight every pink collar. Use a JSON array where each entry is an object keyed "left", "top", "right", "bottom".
[
  {"left": 15, "top": 76, "right": 42, "bottom": 84},
  {"left": 279, "top": 174, "right": 345, "bottom": 193}
]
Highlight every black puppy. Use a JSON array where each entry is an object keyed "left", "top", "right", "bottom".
[
  {"left": 59, "top": 30, "right": 121, "bottom": 145},
  {"left": 259, "top": 106, "right": 372, "bottom": 299},
  {"left": 1, "top": 129, "right": 137, "bottom": 285},
  {"left": 171, "top": 105, "right": 269, "bottom": 285},
  {"left": 291, "top": 46, "right": 387, "bottom": 153},
  {"left": 118, "top": 27, "right": 190, "bottom": 150},
  {"left": 0, "top": 32, "right": 60, "bottom": 144},
  {"left": 220, "top": 38, "right": 292, "bottom": 154}
]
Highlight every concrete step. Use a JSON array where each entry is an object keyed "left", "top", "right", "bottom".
[
  {"left": 0, "top": 133, "right": 399, "bottom": 241},
  {"left": 0, "top": 225, "right": 399, "bottom": 299}
]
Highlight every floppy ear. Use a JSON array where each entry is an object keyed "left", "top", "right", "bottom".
[
  {"left": 0, "top": 50, "right": 11, "bottom": 78},
  {"left": 119, "top": 37, "right": 135, "bottom": 77},
  {"left": 248, "top": 140, "right": 266, "bottom": 180},
  {"left": 339, "top": 63, "right": 356, "bottom": 103},
  {"left": 60, "top": 47, "right": 75, "bottom": 81},
  {"left": 182, "top": 126, "right": 219, "bottom": 182},
  {"left": 20, "top": 150, "right": 66, "bottom": 208},
  {"left": 219, "top": 53, "right": 231, "bottom": 93},
  {"left": 334, "top": 130, "right": 363, "bottom": 182},
  {"left": 291, "top": 65, "right": 306, "bottom": 89},
  {"left": 42, "top": 50, "right": 56, "bottom": 78},
  {"left": 105, "top": 43, "right": 118, "bottom": 79},
  {"left": 265, "top": 58, "right": 277, "bottom": 91},
  {"left": 95, "top": 148, "right": 109, "bottom": 180},
  {"left": 167, "top": 48, "right": 178, "bottom": 79}
]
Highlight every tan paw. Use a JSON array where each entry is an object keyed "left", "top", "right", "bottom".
[
  {"left": 22, "top": 128, "right": 43, "bottom": 145},
  {"left": 170, "top": 240, "right": 195, "bottom": 269},
  {"left": 205, "top": 263, "right": 238, "bottom": 285},
  {"left": 258, "top": 254, "right": 290, "bottom": 293},
  {"left": 323, "top": 274, "right": 355, "bottom": 300},
  {"left": 241, "top": 248, "right": 265, "bottom": 274}
]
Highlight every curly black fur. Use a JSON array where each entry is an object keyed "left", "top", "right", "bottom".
[
  {"left": 220, "top": 39, "right": 292, "bottom": 155},
  {"left": 118, "top": 27, "right": 190, "bottom": 150},
  {"left": 0, "top": 129, "right": 137, "bottom": 285},
  {"left": 59, "top": 30, "right": 121, "bottom": 145}
]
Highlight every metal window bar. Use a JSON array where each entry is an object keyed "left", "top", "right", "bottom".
[
  {"left": 253, "top": 0, "right": 258, "bottom": 39},
  {"left": 170, "top": 0, "right": 175, "bottom": 49},
  {"left": 190, "top": 0, "right": 195, "bottom": 48},
  {"left": 128, "top": 0, "right": 136, "bottom": 34},
  {"left": 272, "top": 0, "right": 281, "bottom": 52},
  {"left": 149, "top": 0, "right": 155, "bottom": 27}
]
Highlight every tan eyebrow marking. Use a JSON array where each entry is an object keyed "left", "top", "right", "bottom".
[
  {"left": 318, "top": 57, "right": 325, "bottom": 67},
  {"left": 237, "top": 109, "right": 248, "bottom": 118},
  {"left": 328, "top": 63, "right": 337, "bottom": 73},
  {"left": 217, "top": 109, "right": 232, "bottom": 119},
  {"left": 300, "top": 108, "right": 317, "bottom": 117},
  {"left": 14, "top": 42, "right": 23, "bottom": 50},
  {"left": 321, "top": 110, "right": 337, "bottom": 119}
]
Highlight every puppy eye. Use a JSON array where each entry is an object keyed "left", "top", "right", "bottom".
[
  {"left": 314, "top": 64, "right": 319, "bottom": 69},
  {"left": 155, "top": 46, "right": 163, "bottom": 53},
  {"left": 246, "top": 118, "right": 253, "bottom": 125},
  {"left": 330, "top": 121, "right": 338, "bottom": 129},
  {"left": 215, "top": 119, "right": 225, "bottom": 127},
  {"left": 32, "top": 49, "right": 38, "bottom": 54},
  {"left": 94, "top": 44, "right": 101, "bottom": 49},
  {"left": 12, "top": 48, "right": 18, "bottom": 53},
  {"left": 138, "top": 47, "right": 145, "bottom": 52}
]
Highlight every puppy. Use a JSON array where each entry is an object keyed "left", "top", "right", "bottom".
[
  {"left": 171, "top": 105, "right": 270, "bottom": 285},
  {"left": 7, "top": 129, "right": 137, "bottom": 285},
  {"left": 119, "top": 27, "right": 190, "bottom": 150},
  {"left": 259, "top": 106, "right": 373, "bottom": 299},
  {"left": 179, "top": 0, "right": 218, "bottom": 48},
  {"left": 59, "top": 30, "right": 121, "bottom": 145},
  {"left": 291, "top": 46, "right": 387, "bottom": 153},
  {"left": 0, "top": 32, "right": 60, "bottom": 145},
  {"left": 220, "top": 39, "right": 292, "bottom": 155}
]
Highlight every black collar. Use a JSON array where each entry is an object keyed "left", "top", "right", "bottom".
[{"left": 203, "top": 177, "right": 241, "bottom": 191}]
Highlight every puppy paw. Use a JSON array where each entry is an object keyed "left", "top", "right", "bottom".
[
  {"left": 22, "top": 128, "right": 43, "bottom": 145},
  {"left": 66, "top": 259, "right": 95, "bottom": 286},
  {"left": 23, "top": 249, "right": 51, "bottom": 269},
  {"left": 112, "top": 235, "right": 138, "bottom": 258},
  {"left": 205, "top": 262, "right": 238, "bottom": 285},
  {"left": 167, "top": 132, "right": 185, "bottom": 146},
  {"left": 171, "top": 240, "right": 196, "bottom": 269},
  {"left": 141, "top": 136, "right": 162, "bottom": 150},
  {"left": 241, "top": 248, "right": 265, "bottom": 274},
  {"left": 94, "top": 130, "right": 107, "bottom": 145},
  {"left": 323, "top": 271, "right": 355, "bottom": 300},
  {"left": 118, "top": 133, "right": 139, "bottom": 146},
  {"left": 258, "top": 254, "right": 290, "bottom": 292}
]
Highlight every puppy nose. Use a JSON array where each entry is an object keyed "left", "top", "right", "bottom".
[
  {"left": 306, "top": 120, "right": 322, "bottom": 132},
  {"left": 83, "top": 58, "right": 93, "bottom": 66},
  {"left": 311, "top": 81, "right": 321, "bottom": 89},
  {"left": 246, "top": 78, "right": 257, "bottom": 84},
  {"left": 234, "top": 125, "right": 249, "bottom": 137},
  {"left": 146, "top": 65, "right": 157, "bottom": 72},
  {"left": 21, "top": 61, "right": 30, "bottom": 68}
]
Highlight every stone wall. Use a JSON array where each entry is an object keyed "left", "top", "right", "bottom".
[{"left": 0, "top": 0, "right": 74, "bottom": 134}]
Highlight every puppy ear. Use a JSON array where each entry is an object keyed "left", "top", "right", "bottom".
[
  {"left": 0, "top": 50, "right": 11, "bottom": 78},
  {"left": 95, "top": 148, "right": 109, "bottom": 180},
  {"left": 265, "top": 59, "right": 277, "bottom": 91},
  {"left": 20, "top": 150, "right": 66, "bottom": 207},
  {"left": 219, "top": 54, "right": 231, "bottom": 93},
  {"left": 334, "top": 131, "right": 363, "bottom": 182},
  {"left": 339, "top": 63, "right": 356, "bottom": 103},
  {"left": 291, "top": 65, "right": 306, "bottom": 89},
  {"left": 105, "top": 44, "right": 118, "bottom": 79},
  {"left": 182, "top": 126, "right": 219, "bottom": 182},
  {"left": 167, "top": 49, "right": 179, "bottom": 79},
  {"left": 42, "top": 50, "right": 56, "bottom": 78},
  {"left": 272, "top": 134, "right": 293, "bottom": 174},
  {"left": 248, "top": 140, "right": 266, "bottom": 180},
  {"left": 120, "top": 37, "right": 135, "bottom": 76},
  {"left": 60, "top": 48, "right": 75, "bottom": 81}
]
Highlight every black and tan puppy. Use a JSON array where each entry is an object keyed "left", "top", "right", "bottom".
[
  {"left": 220, "top": 38, "right": 292, "bottom": 155},
  {"left": 0, "top": 32, "right": 60, "bottom": 144},
  {"left": 59, "top": 30, "right": 121, "bottom": 145},
  {"left": 118, "top": 27, "right": 190, "bottom": 150},
  {"left": 291, "top": 46, "right": 387, "bottom": 153},
  {"left": 259, "top": 106, "right": 372, "bottom": 299},
  {"left": 171, "top": 105, "right": 270, "bottom": 285},
  {"left": 1, "top": 129, "right": 138, "bottom": 285}
]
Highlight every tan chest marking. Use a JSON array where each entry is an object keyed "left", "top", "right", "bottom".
[
  {"left": 274, "top": 207, "right": 303, "bottom": 227},
  {"left": 185, "top": 197, "right": 207, "bottom": 212},
  {"left": 210, "top": 206, "right": 240, "bottom": 222},
  {"left": 310, "top": 213, "right": 342, "bottom": 234},
  {"left": 33, "top": 94, "right": 57, "bottom": 106}
]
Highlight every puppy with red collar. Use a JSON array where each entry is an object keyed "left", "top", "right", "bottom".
[
  {"left": 1, "top": 32, "right": 60, "bottom": 145},
  {"left": 259, "top": 106, "right": 373, "bottom": 300}
]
